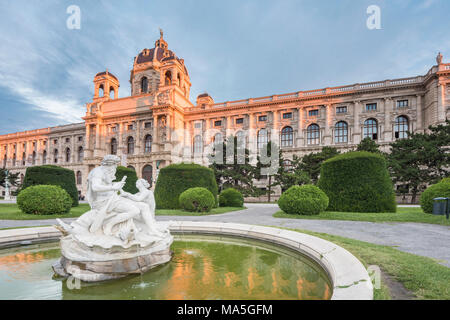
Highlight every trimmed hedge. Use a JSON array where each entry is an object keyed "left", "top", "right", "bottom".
[
  {"left": 179, "top": 187, "right": 216, "bottom": 212},
  {"left": 318, "top": 151, "right": 396, "bottom": 213},
  {"left": 114, "top": 166, "right": 138, "bottom": 194},
  {"left": 22, "top": 165, "right": 78, "bottom": 206},
  {"left": 154, "top": 163, "right": 218, "bottom": 209},
  {"left": 420, "top": 180, "right": 450, "bottom": 214},
  {"left": 219, "top": 188, "right": 244, "bottom": 207},
  {"left": 278, "top": 185, "right": 329, "bottom": 215},
  {"left": 17, "top": 185, "right": 72, "bottom": 215}
]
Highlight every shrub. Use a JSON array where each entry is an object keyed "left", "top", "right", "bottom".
[
  {"left": 277, "top": 185, "right": 329, "bottom": 215},
  {"left": 440, "top": 177, "right": 450, "bottom": 184},
  {"left": 155, "top": 163, "right": 218, "bottom": 209},
  {"left": 114, "top": 166, "right": 138, "bottom": 194},
  {"left": 17, "top": 185, "right": 72, "bottom": 215},
  {"left": 219, "top": 188, "right": 244, "bottom": 207},
  {"left": 420, "top": 181, "right": 450, "bottom": 214},
  {"left": 318, "top": 151, "right": 396, "bottom": 213},
  {"left": 22, "top": 165, "right": 78, "bottom": 206},
  {"left": 179, "top": 187, "right": 216, "bottom": 212}
]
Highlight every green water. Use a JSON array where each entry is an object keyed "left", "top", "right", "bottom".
[{"left": 0, "top": 235, "right": 332, "bottom": 300}]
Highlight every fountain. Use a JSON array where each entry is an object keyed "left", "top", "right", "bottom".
[{"left": 53, "top": 155, "right": 173, "bottom": 282}]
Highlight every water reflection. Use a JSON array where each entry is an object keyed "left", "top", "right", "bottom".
[{"left": 0, "top": 235, "right": 331, "bottom": 300}]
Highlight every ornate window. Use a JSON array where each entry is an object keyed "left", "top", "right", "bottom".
[
  {"left": 283, "top": 159, "right": 293, "bottom": 172},
  {"left": 127, "top": 137, "right": 135, "bottom": 155},
  {"left": 366, "top": 103, "right": 377, "bottom": 111},
  {"left": 54, "top": 149, "right": 58, "bottom": 163},
  {"left": 141, "top": 77, "right": 148, "bottom": 93},
  {"left": 142, "top": 165, "right": 153, "bottom": 187},
  {"left": 193, "top": 135, "right": 203, "bottom": 155},
  {"left": 257, "top": 129, "right": 268, "bottom": 150},
  {"left": 111, "top": 138, "right": 117, "bottom": 155},
  {"left": 43, "top": 150, "right": 47, "bottom": 164},
  {"left": 32, "top": 151, "right": 36, "bottom": 165},
  {"left": 65, "top": 148, "right": 71, "bottom": 162},
  {"left": 363, "top": 118, "right": 378, "bottom": 140},
  {"left": 334, "top": 121, "right": 348, "bottom": 143},
  {"left": 22, "top": 152, "right": 26, "bottom": 165},
  {"left": 144, "top": 135, "right": 152, "bottom": 153},
  {"left": 76, "top": 171, "right": 82, "bottom": 185},
  {"left": 308, "top": 110, "right": 319, "bottom": 117},
  {"left": 307, "top": 124, "right": 320, "bottom": 145},
  {"left": 236, "top": 131, "right": 246, "bottom": 149},
  {"left": 77, "top": 147, "right": 83, "bottom": 162},
  {"left": 165, "top": 71, "right": 172, "bottom": 86},
  {"left": 394, "top": 116, "right": 409, "bottom": 139},
  {"left": 281, "top": 126, "right": 294, "bottom": 147},
  {"left": 12, "top": 153, "right": 16, "bottom": 166},
  {"left": 214, "top": 133, "right": 223, "bottom": 145}
]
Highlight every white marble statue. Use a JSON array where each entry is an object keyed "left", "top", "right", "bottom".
[{"left": 54, "top": 155, "right": 173, "bottom": 281}]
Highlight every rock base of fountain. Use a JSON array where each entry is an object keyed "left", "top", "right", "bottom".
[{"left": 53, "top": 231, "right": 173, "bottom": 282}]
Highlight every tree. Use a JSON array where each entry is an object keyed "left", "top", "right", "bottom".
[
  {"left": 298, "top": 147, "right": 340, "bottom": 184},
  {"left": 208, "top": 136, "right": 259, "bottom": 197},
  {"left": 387, "top": 120, "right": 450, "bottom": 203},
  {"left": 0, "top": 168, "right": 20, "bottom": 188},
  {"left": 356, "top": 137, "right": 381, "bottom": 153}
]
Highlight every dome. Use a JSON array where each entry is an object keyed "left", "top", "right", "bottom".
[{"left": 95, "top": 71, "right": 118, "bottom": 81}]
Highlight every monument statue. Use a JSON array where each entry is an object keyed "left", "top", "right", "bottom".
[
  {"left": 4, "top": 169, "right": 11, "bottom": 201},
  {"left": 437, "top": 52, "right": 443, "bottom": 65},
  {"left": 53, "top": 155, "right": 173, "bottom": 282}
]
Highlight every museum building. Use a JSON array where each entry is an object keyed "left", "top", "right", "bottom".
[{"left": 1, "top": 32, "right": 449, "bottom": 199}]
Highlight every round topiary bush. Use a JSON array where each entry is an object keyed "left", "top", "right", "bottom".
[
  {"left": 219, "top": 188, "right": 244, "bottom": 207},
  {"left": 318, "top": 151, "right": 396, "bottom": 213},
  {"left": 155, "top": 163, "right": 218, "bottom": 209},
  {"left": 22, "top": 165, "right": 79, "bottom": 207},
  {"left": 420, "top": 181, "right": 450, "bottom": 214},
  {"left": 17, "top": 185, "right": 72, "bottom": 215},
  {"left": 179, "top": 187, "right": 216, "bottom": 212},
  {"left": 278, "top": 185, "right": 329, "bottom": 215},
  {"left": 114, "top": 166, "right": 139, "bottom": 194}
]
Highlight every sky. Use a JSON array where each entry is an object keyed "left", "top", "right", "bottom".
[{"left": 0, "top": 0, "right": 449, "bottom": 135}]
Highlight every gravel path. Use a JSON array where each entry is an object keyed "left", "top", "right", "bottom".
[{"left": 1, "top": 203, "right": 449, "bottom": 267}]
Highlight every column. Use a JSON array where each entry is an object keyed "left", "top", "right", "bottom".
[
  {"left": 85, "top": 123, "right": 91, "bottom": 151},
  {"left": 384, "top": 97, "right": 393, "bottom": 142},
  {"left": 323, "top": 105, "right": 332, "bottom": 145},
  {"left": 297, "top": 107, "right": 304, "bottom": 147},
  {"left": 135, "top": 120, "right": 142, "bottom": 154},
  {"left": 353, "top": 101, "right": 361, "bottom": 144},
  {"left": 71, "top": 136, "right": 76, "bottom": 163},
  {"left": 271, "top": 110, "right": 279, "bottom": 145},
  {"left": 416, "top": 94, "right": 423, "bottom": 132},
  {"left": 437, "top": 82, "right": 446, "bottom": 123},
  {"left": 248, "top": 113, "right": 257, "bottom": 164},
  {"left": 166, "top": 114, "right": 171, "bottom": 142},
  {"left": 153, "top": 115, "right": 158, "bottom": 152}
]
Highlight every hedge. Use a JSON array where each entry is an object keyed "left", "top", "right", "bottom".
[
  {"left": 219, "top": 188, "right": 244, "bottom": 207},
  {"left": 420, "top": 180, "right": 450, "bottom": 214},
  {"left": 317, "top": 151, "right": 396, "bottom": 213},
  {"left": 179, "top": 187, "right": 216, "bottom": 212},
  {"left": 154, "top": 163, "right": 218, "bottom": 209},
  {"left": 114, "top": 166, "right": 138, "bottom": 194},
  {"left": 22, "top": 165, "right": 78, "bottom": 206},
  {"left": 277, "top": 185, "right": 329, "bottom": 215},
  {"left": 17, "top": 185, "right": 72, "bottom": 215}
]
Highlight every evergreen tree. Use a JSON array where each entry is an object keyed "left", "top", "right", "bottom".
[
  {"left": 298, "top": 147, "right": 340, "bottom": 184},
  {"left": 356, "top": 137, "right": 380, "bottom": 153},
  {"left": 0, "top": 169, "right": 20, "bottom": 188}
]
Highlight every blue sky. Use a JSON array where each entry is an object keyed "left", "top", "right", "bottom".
[{"left": 0, "top": 0, "right": 449, "bottom": 134}]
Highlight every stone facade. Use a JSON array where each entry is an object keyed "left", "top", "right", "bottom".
[{"left": 1, "top": 33, "right": 449, "bottom": 200}]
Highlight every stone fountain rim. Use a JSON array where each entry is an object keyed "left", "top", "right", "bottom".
[{"left": 0, "top": 222, "right": 373, "bottom": 300}]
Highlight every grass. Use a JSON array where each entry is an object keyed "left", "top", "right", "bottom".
[
  {"left": 274, "top": 207, "right": 450, "bottom": 226},
  {"left": 284, "top": 227, "right": 450, "bottom": 300},
  {"left": 0, "top": 203, "right": 246, "bottom": 220}
]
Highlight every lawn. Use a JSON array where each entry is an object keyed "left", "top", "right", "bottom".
[
  {"left": 285, "top": 227, "right": 450, "bottom": 300},
  {"left": 274, "top": 207, "right": 450, "bottom": 226},
  {"left": 0, "top": 203, "right": 246, "bottom": 220}
]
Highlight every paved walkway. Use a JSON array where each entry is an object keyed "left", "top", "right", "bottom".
[{"left": 1, "top": 203, "right": 449, "bottom": 267}]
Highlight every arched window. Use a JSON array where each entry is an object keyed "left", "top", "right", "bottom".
[
  {"left": 165, "top": 71, "right": 172, "bottom": 86},
  {"left": 335, "top": 121, "right": 348, "bottom": 143},
  {"left": 177, "top": 73, "right": 181, "bottom": 86},
  {"left": 307, "top": 124, "right": 320, "bottom": 145},
  {"left": 395, "top": 116, "right": 409, "bottom": 139},
  {"left": 281, "top": 126, "right": 294, "bottom": 147},
  {"left": 110, "top": 138, "right": 117, "bottom": 155},
  {"left": 77, "top": 147, "right": 83, "bottom": 162},
  {"left": 12, "top": 153, "right": 16, "bottom": 166},
  {"left": 43, "top": 150, "right": 47, "bottom": 164},
  {"left": 98, "top": 84, "right": 104, "bottom": 97},
  {"left": 283, "top": 159, "right": 293, "bottom": 172},
  {"left": 65, "top": 148, "right": 71, "bottom": 162},
  {"left": 54, "top": 149, "right": 58, "bottom": 163},
  {"left": 32, "top": 151, "right": 36, "bottom": 165},
  {"left": 127, "top": 137, "right": 135, "bottom": 154},
  {"left": 193, "top": 135, "right": 203, "bottom": 155},
  {"left": 109, "top": 87, "right": 115, "bottom": 99},
  {"left": 76, "top": 171, "right": 82, "bottom": 185},
  {"left": 22, "top": 152, "right": 26, "bottom": 165},
  {"left": 144, "top": 135, "right": 152, "bottom": 153},
  {"left": 363, "top": 118, "right": 378, "bottom": 140},
  {"left": 236, "top": 131, "right": 246, "bottom": 149},
  {"left": 214, "top": 133, "right": 223, "bottom": 145},
  {"left": 142, "top": 165, "right": 153, "bottom": 187},
  {"left": 141, "top": 77, "right": 148, "bottom": 93},
  {"left": 257, "top": 129, "right": 268, "bottom": 150}
]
